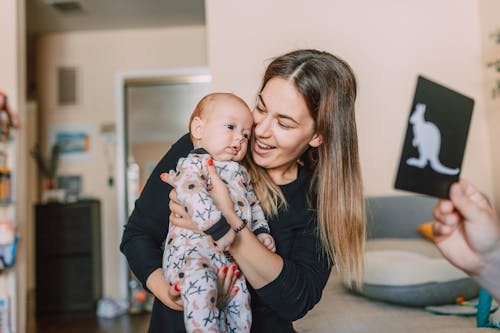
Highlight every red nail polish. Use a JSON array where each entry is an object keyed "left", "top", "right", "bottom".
[
  {"left": 207, "top": 158, "right": 213, "bottom": 166},
  {"left": 234, "top": 286, "right": 239, "bottom": 293},
  {"left": 160, "top": 173, "right": 167, "bottom": 180},
  {"left": 232, "top": 265, "right": 237, "bottom": 271},
  {"left": 174, "top": 284, "right": 180, "bottom": 292},
  {"left": 235, "top": 270, "right": 240, "bottom": 278},
  {"left": 223, "top": 266, "right": 228, "bottom": 274}
]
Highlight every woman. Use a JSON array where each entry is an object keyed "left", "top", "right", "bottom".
[{"left": 120, "top": 49, "right": 366, "bottom": 332}]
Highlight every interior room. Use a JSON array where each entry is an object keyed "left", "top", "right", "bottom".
[{"left": 0, "top": 0, "right": 499, "bottom": 332}]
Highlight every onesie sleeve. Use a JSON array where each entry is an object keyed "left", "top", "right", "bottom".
[
  {"left": 171, "top": 155, "right": 231, "bottom": 241},
  {"left": 254, "top": 217, "right": 332, "bottom": 321},
  {"left": 120, "top": 133, "right": 193, "bottom": 289},
  {"left": 241, "top": 166, "right": 270, "bottom": 235}
]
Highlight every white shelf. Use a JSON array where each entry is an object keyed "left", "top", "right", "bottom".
[{"left": 0, "top": 136, "right": 17, "bottom": 333}]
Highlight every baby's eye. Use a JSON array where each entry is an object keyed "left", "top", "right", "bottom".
[{"left": 226, "top": 124, "right": 234, "bottom": 130}]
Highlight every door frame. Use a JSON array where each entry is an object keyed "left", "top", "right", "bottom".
[{"left": 115, "top": 67, "right": 211, "bottom": 298}]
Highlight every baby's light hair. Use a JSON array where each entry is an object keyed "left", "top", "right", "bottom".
[{"left": 189, "top": 92, "right": 249, "bottom": 142}]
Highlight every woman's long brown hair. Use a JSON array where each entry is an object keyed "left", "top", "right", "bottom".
[{"left": 248, "top": 49, "right": 365, "bottom": 288}]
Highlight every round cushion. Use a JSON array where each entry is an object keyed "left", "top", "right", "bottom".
[{"left": 350, "top": 239, "right": 479, "bottom": 307}]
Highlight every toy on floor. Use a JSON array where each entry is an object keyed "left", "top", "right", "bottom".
[
  {"left": 477, "top": 288, "right": 500, "bottom": 329},
  {"left": 425, "top": 288, "right": 499, "bottom": 329},
  {"left": 128, "top": 278, "right": 154, "bottom": 314}
]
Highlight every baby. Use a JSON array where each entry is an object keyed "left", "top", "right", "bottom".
[{"left": 162, "top": 93, "right": 275, "bottom": 333}]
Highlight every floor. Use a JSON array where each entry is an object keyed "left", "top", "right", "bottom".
[
  {"left": 26, "top": 291, "right": 151, "bottom": 333},
  {"left": 27, "top": 312, "right": 150, "bottom": 333}
]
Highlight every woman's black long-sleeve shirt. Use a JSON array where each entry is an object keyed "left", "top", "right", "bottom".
[{"left": 120, "top": 134, "right": 331, "bottom": 333}]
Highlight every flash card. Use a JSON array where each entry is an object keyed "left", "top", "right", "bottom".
[{"left": 394, "top": 76, "right": 474, "bottom": 199}]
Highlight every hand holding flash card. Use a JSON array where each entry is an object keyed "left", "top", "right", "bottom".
[{"left": 394, "top": 76, "right": 474, "bottom": 199}]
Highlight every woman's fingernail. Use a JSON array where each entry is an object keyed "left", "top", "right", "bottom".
[
  {"left": 174, "top": 283, "right": 180, "bottom": 292},
  {"left": 233, "top": 286, "right": 239, "bottom": 294},
  {"left": 160, "top": 173, "right": 167, "bottom": 180},
  {"left": 235, "top": 270, "right": 240, "bottom": 278},
  {"left": 232, "top": 265, "right": 237, "bottom": 271},
  {"left": 223, "top": 266, "right": 228, "bottom": 274},
  {"left": 207, "top": 158, "right": 213, "bottom": 166}
]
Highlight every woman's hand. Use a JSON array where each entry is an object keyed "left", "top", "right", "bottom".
[
  {"left": 146, "top": 269, "right": 183, "bottom": 311},
  {"left": 147, "top": 266, "right": 240, "bottom": 311},
  {"left": 216, "top": 263, "right": 241, "bottom": 310}
]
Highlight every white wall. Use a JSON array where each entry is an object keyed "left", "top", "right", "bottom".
[
  {"left": 36, "top": 26, "right": 207, "bottom": 298},
  {"left": 206, "top": 0, "right": 495, "bottom": 203},
  {"left": 478, "top": 0, "right": 500, "bottom": 211},
  {"left": 34, "top": 0, "right": 500, "bottom": 303}
]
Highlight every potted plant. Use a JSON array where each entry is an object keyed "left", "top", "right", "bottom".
[{"left": 31, "top": 143, "right": 64, "bottom": 202}]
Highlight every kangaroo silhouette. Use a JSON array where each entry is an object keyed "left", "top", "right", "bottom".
[{"left": 406, "top": 103, "right": 459, "bottom": 176}]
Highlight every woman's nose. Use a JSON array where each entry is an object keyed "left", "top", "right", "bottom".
[{"left": 254, "top": 115, "right": 272, "bottom": 137}]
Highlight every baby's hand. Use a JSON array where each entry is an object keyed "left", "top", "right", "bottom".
[
  {"left": 257, "top": 233, "right": 276, "bottom": 252},
  {"left": 214, "top": 229, "right": 236, "bottom": 252}
]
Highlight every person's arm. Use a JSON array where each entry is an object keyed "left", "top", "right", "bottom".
[
  {"left": 119, "top": 133, "right": 193, "bottom": 292},
  {"left": 207, "top": 162, "right": 331, "bottom": 320},
  {"left": 433, "top": 181, "right": 500, "bottom": 303},
  {"left": 226, "top": 212, "right": 283, "bottom": 286},
  {"left": 203, "top": 162, "right": 283, "bottom": 285},
  {"left": 474, "top": 252, "right": 500, "bottom": 304},
  {"left": 229, "top": 212, "right": 330, "bottom": 320},
  {"left": 168, "top": 183, "right": 330, "bottom": 320}
]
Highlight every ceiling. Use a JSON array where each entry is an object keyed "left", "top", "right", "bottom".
[{"left": 27, "top": 0, "right": 205, "bottom": 35}]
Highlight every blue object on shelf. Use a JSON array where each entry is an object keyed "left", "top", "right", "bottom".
[{"left": 0, "top": 235, "right": 18, "bottom": 270}]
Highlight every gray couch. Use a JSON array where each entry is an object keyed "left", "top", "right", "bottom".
[
  {"left": 294, "top": 195, "right": 496, "bottom": 332},
  {"left": 365, "top": 195, "right": 436, "bottom": 239}
]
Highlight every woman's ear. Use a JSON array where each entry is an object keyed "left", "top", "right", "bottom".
[
  {"left": 308, "top": 133, "right": 323, "bottom": 148},
  {"left": 190, "top": 116, "right": 204, "bottom": 140}
]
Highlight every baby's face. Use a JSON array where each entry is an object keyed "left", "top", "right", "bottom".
[{"left": 198, "top": 98, "right": 253, "bottom": 162}]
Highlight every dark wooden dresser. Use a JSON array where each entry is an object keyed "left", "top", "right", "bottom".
[{"left": 35, "top": 200, "right": 102, "bottom": 313}]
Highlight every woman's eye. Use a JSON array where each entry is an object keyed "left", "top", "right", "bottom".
[
  {"left": 226, "top": 124, "right": 234, "bottom": 130},
  {"left": 278, "top": 122, "right": 292, "bottom": 129},
  {"left": 255, "top": 106, "right": 265, "bottom": 113},
  {"left": 243, "top": 133, "right": 249, "bottom": 139}
]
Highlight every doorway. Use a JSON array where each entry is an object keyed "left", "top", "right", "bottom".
[{"left": 116, "top": 68, "right": 211, "bottom": 298}]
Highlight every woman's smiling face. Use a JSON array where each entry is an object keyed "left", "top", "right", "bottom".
[{"left": 251, "top": 77, "right": 322, "bottom": 178}]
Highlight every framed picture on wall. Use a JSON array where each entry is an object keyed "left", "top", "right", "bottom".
[{"left": 48, "top": 123, "right": 93, "bottom": 160}]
